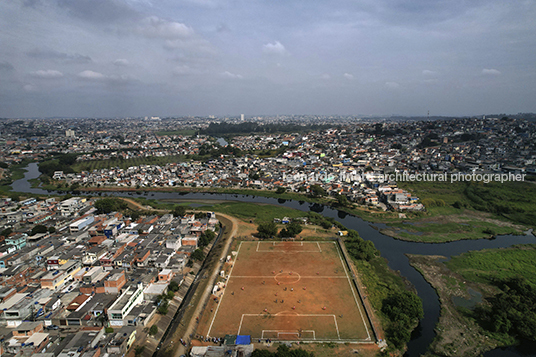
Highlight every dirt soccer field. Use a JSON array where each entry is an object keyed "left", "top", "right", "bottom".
[{"left": 203, "top": 241, "right": 373, "bottom": 342}]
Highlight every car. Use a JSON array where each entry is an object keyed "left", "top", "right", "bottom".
[{"left": 46, "top": 325, "right": 59, "bottom": 330}]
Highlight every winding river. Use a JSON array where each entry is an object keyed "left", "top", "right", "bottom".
[{"left": 12, "top": 163, "right": 536, "bottom": 356}]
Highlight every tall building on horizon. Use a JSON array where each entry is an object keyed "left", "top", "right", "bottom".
[{"left": 240, "top": 114, "right": 244, "bottom": 121}]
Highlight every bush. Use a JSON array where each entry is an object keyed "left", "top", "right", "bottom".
[
  {"left": 168, "top": 281, "right": 180, "bottom": 292},
  {"left": 191, "top": 249, "right": 205, "bottom": 261},
  {"left": 134, "top": 346, "right": 145, "bottom": 356},
  {"left": 279, "top": 221, "right": 303, "bottom": 238},
  {"left": 105, "top": 327, "right": 114, "bottom": 334},
  {"left": 256, "top": 221, "right": 277, "bottom": 238},
  {"left": 149, "top": 325, "right": 158, "bottom": 335}
]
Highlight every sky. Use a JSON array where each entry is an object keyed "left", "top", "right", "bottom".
[{"left": 1, "top": 0, "right": 536, "bottom": 118}]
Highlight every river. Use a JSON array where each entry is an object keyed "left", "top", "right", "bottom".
[{"left": 13, "top": 163, "right": 536, "bottom": 356}]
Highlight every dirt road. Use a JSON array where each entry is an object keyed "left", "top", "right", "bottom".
[{"left": 172, "top": 213, "right": 239, "bottom": 357}]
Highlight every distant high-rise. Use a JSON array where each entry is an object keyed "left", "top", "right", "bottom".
[
  {"left": 240, "top": 114, "right": 244, "bottom": 121},
  {"left": 65, "top": 129, "right": 75, "bottom": 137}
]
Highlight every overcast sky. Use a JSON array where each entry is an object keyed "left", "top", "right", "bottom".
[{"left": 1, "top": 0, "right": 536, "bottom": 118}]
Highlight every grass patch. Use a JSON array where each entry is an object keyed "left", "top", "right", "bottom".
[
  {"left": 383, "top": 219, "right": 521, "bottom": 243},
  {"left": 194, "top": 201, "right": 305, "bottom": 222},
  {"left": 71, "top": 155, "right": 185, "bottom": 172},
  {"left": 354, "top": 257, "right": 407, "bottom": 317},
  {"left": 400, "top": 180, "right": 536, "bottom": 227},
  {"left": 446, "top": 244, "right": 536, "bottom": 286},
  {"left": 154, "top": 129, "right": 196, "bottom": 136}
]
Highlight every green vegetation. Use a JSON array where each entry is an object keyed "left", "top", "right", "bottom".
[
  {"left": 94, "top": 198, "right": 128, "bottom": 214},
  {"left": 38, "top": 153, "right": 78, "bottom": 177},
  {"left": 474, "top": 277, "right": 536, "bottom": 341},
  {"left": 149, "top": 325, "right": 158, "bottom": 335},
  {"left": 198, "top": 230, "right": 216, "bottom": 247},
  {"left": 251, "top": 344, "right": 315, "bottom": 357},
  {"left": 354, "top": 256, "right": 421, "bottom": 352},
  {"left": 191, "top": 248, "right": 205, "bottom": 261},
  {"left": 168, "top": 281, "right": 180, "bottom": 292},
  {"left": 0, "top": 160, "right": 33, "bottom": 192},
  {"left": 200, "top": 121, "right": 334, "bottom": 136},
  {"left": 71, "top": 155, "right": 185, "bottom": 172},
  {"left": 447, "top": 244, "right": 536, "bottom": 287},
  {"left": 134, "top": 345, "right": 145, "bottom": 356},
  {"left": 309, "top": 184, "right": 326, "bottom": 197},
  {"left": 156, "top": 293, "right": 170, "bottom": 315},
  {"left": 279, "top": 221, "right": 302, "bottom": 238},
  {"left": 383, "top": 219, "right": 521, "bottom": 243},
  {"left": 30, "top": 224, "right": 48, "bottom": 236},
  {"left": 344, "top": 229, "right": 378, "bottom": 261},
  {"left": 382, "top": 291, "right": 424, "bottom": 349},
  {"left": 172, "top": 205, "right": 187, "bottom": 217},
  {"left": 105, "top": 327, "right": 114, "bottom": 334},
  {"left": 439, "top": 245, "right": 536, "bottom": 346},
  {"left": 1, "top": 228, "right": 13, "bottom": 238},
  {"left": 400, "top": 180, "right": 536, "bottom": 227},
  {"left": 256, "top": 221, "right": 278, "bottom": 238},
  {"left": 196, "top": 201, "right": 304, "bottom": 222},
  {"left": 155, "top": 129, "right": 197, "bottom": 136}
]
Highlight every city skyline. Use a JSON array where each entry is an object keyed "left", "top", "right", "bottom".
[{"left": 1, "top": 0, "right": 536, "bottom": 118}]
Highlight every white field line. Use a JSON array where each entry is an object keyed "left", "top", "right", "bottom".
[
  {"left": 256, "top": 241, "right": 322, "bottom": 253},
  {"left": 240, "top": 313, "right": 337, "bottom": 340},
  {"left": 333, "top": 314, "right": 341, "bottom": 339},
  {"left": 335, "top": 243, "right": 371, "bottom": 340},
  {"left": 207, "top": 241, "right": 243, "bottom": 337}
]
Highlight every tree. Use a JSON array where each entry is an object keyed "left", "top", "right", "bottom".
[
  {"left": 256, "top": 221, "right": 278, "bottom": 238},
  {"left": 94, "top": 198, "right": 128, "bottom": 214},
  {"left": 48, "top": 226, "right": 56, "bottom": 234},
  {"left": 134, "top": 346, "right": 145, "bottom": 356},
  {"left": 276, "top": 187, "right": 286, "bottom": 194},
  {"left": 199, "top": 230, "right": 216, "bottom": 247},
  {"left": 191, "top": 249, "right": 205, "bottom": 261},
  {"left": 172, "top": 205, "right": 186, "bottom": 218},
  {"left": 309, "top": 184, "right": 326, "bottom": 197},
  {"left": 336, "top": 194, "right": 348, "bottom": 206},
  {"left": 0, "top": 228, "right": 13, "bottom": 238},
  {"left": 149, "top": 325, "right": 158, "bottom": 336},
  {"left": 280, "top": 221, "right": 303, "bottom": 238},
  {"left": 31, "top": 224, "right": 48, "bottom": 236},
  {"left": 168, "top": 281, "right": 180, "bottom": 292}
]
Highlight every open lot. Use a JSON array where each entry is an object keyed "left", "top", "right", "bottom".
[{"left": 201, "top": 241, "right": 373, "bottom": 343}]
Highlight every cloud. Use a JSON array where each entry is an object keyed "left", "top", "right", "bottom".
[
  {"left": 30, "top": 69, "right": 64, "bottom": 79},
  {"left": 217, "top": 23, "right": 231, "bottom": 33},
  {"left": 77, "top": 70, "right": 106, "bottom": 80},
  {"left": 422, "top": 70, "right": 437, "bottom": 76},
  {"left": 26, "top": 48, "right": 92, "bottom": 64},
  {"left": 320, "top": 74, "right": 331, "bottom": 80},
  {"left": 0, "top": 61, "right": 15, "bottom": 71},
  {"left": 385, "top": 81, "right": 400, "bottom": 89},
  {"left": 221, "top": 71, "right": 243, "bottom": 79},
  {"left": 23, "top": 84, "right": 37, "bottom": 92},
  {"left": 173, "top": 65, "right": 193, "bottom": 75},
  {"left": 113, "top": 59, "right": 129, "bottom": 66},
  {"left": 138, "top": 16, "right": 194, "bottom": 39},
  {"left": 344, "top": 73, "right": 354, "bottom": 80},
  {"left": 262, "top": 41, "right": 288, "bottom": 56},
  {"left": 482, "top": 68, "right": 501, "bottom": 75},
  {"left": 56, "top": 0, "right": 138, "bottom": 23}
]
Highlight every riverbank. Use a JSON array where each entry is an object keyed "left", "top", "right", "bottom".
[
  {"left": 34, "top": 181, "right": 531, "bottom": 243},
  {"left": 408, "top": 245, "right": 536, "bottom": 357},
  {"left": 407, "top": 254, "right": 498, "bottom": 356}
]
